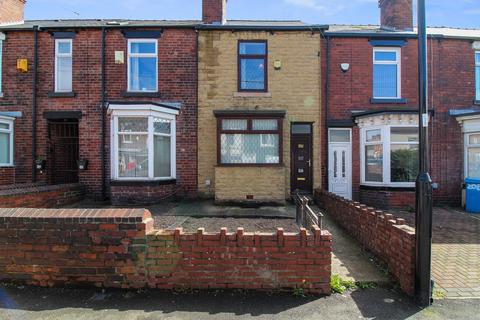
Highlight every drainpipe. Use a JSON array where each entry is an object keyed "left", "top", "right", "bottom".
[
  {"left": 324, "top": 35, "right": 330, "bottom": 190},
  {"left": 100, "top": 27, "right": 107, "bottom": 200},
  {"left": 32, "top": 25, "right": 39, "bottom": 182}
]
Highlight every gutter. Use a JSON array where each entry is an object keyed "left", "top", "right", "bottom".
[
  {"left": 100, "top": 27, "right": 107, "bottom": 200},
  {"left": 32, "top": 25, "right": 38, "bottom": 182},
  {"left": 195, "top": 24, "right": 329, "bottom": 32}
]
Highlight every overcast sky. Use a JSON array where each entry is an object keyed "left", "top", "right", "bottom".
[{"left": 25, "top": 0, "right": 479, "bottom": 29}]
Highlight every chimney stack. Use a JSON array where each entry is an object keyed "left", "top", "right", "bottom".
[
  {"left": 378, "top": 0, "right": 413, "bottom": 31},
  {"left": 202, "top": 0, "right": 227, "bottom": 25},
  {"left": 0, "top": 0, "right": 26, "bottom": 25}
]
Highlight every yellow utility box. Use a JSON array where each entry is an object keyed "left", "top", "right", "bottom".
[{"left": 17, "top": 59, "right": 28, "bottom": 73}]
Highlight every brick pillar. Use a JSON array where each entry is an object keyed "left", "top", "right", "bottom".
[
  {"left": 379, "top": 0, "right": 413, "bottom": 31},
  {"left": 0, "top": 0, "right": 26, "bottom": 25},
  {"left": 202, "top": 0, "right": 227, "bottom": 25}
]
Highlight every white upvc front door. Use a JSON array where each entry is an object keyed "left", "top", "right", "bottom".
[{"left": 328, "top": 129, "right": 352, "bottom": 200}]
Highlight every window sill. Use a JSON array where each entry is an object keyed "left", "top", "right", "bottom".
[
  {"left": 234, "top": 92, "right": 272, "bottom": 98},
  {"left": 48, "top": 92, "right": 76, "bottom": 98},
  {"left": 360, "top": 184, "right": 415, "bottom": 191},
  {"left": 121, "top": 91, "right": 161, "bottom": 98},
  {"left": 474, "top": 100, "right": 480, "bottom": 105},
  {"left": 0, "top": 92, "right": 4, "bottom": 98},
  {"left": 110, "top": 179, "right": 176, "bottom": 187},
  {"left": 370, "top": 98, "right": 407, "bottom": 104},
  {"left": 216, "top": 164, "right": 284, "bottom": 168}
]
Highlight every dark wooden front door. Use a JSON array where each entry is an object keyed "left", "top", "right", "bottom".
[
  {"left": 291, "top": 124, "right": 313, "bottom": 194},
  {"left": 48, "top": 121, "right": 79, "bottom": 184}
]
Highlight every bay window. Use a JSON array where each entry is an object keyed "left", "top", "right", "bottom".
[
  {"left": 361, "top": 125, "right": 418, "bottom": 186},
  {"left": 128, "top": 39, "right": 158, "bottom": 92},
  {"left": 218, "top": 117, "right": 282, "bottom": 165},
  {"left": 110, "top": 106, "right": 177, "bottom": 180},
  {"left": 466, "top": 133, "right": 480, "bottom": 179},
  {"left": 0, "top": 117, "right": 14, "bottom": 166},
  {"left": 373, "top": 48, "right": 401, "bottom": 99}
]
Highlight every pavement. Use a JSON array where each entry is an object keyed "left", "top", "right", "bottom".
[
  {"left": 395, "top": 207, "right": 480, "bottom": 299},
  {"left": 0, "top": 285, "right": 478, "bottom": 320}
]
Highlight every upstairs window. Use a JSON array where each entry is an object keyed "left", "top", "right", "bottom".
[
  {"left": 238, "top": 41, "right": 267, "bottom": 92},
  {"left": 476, "top": 52, "right": 480, "bottom": 101},
  {"left": 55, "top": 39, "right": 73, "bottom": 92},
  {"left": 373, "top": 48, "right": 401, "bottom": 99},
  {"left": 128, "top": 39, "right": 158, "bottom": 92},
  {"left": 0, "top": 117, "right": 14, "bottom": 166},
  {"left": 218, "top": 117, "right": 281, "bottom": 165}
]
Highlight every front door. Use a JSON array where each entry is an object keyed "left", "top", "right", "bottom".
[
  {"left": 328, "top": 128, "right": 352, "bottom": 199},
  {"left": 48, "top": 121, "right": 79, "bottom": 184},
  {"left": 291, "top": 123, "right": 313, "bottom": 194}
]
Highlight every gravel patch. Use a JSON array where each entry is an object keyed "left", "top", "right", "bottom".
[{"left": 153, "top": 216, "right": 299, "bottom": 233}]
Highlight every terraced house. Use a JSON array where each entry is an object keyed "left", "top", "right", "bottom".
[
  {"left": 197, "top": 0, "right": 326, "bottom": 205},
  {"left": 0, "top": 0, "right": 198, "bottom": 204}
]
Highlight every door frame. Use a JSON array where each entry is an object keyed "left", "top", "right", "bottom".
[
  {"left": 290, "top": 122, "right": 314, "bottom": 194},
  {"left": 328, "top": 128, "right": 352, "bottom": 199}
]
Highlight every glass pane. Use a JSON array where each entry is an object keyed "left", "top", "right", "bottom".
[
  {"left": 366, "top": 129, "right": 381, "bottom": 142},
  {"left": 468, "top": 147, "right": 480, "bottom": 179},
  {"left": 476, "top": 66, "right": 480, "bottom": 100},
  {"left": 118, "top": 134, "right": 148, "bottom": 178},
  {"left": 252, "top": 119, "right": 277, "bottom": 131},
  {"left": 240, "top": 58, "right": 266, "bottom": 90},
  {"left": 373, "top": 64, "right": 398, "bottom": 97},
  {"left": 222, "top": 119, "right": 247, "bottom": 130},
  {"left": 221, "top": 134, "right": 279, "bottom": 164},
  {"left": 57, "top": 41, "right": 71, "bottom": 54},
  {"left": 0, "top": 132, "right": 10, "bottom": 164},
  {"left": 56, "top": 57, "right": 72, "bottom": 92},
  {"left": 0, "top": 123, "right": 9, "bottom": 130},
  {"left": 391, "top": 127, "right": 419, "bottom": 143},
  {"left": 292, "top": 124, "right": 311, "bottom": 134},
  {"left": 130, "top": 42, "right": 156, "bottom": 54},
  {"left": 129, "top": 57, "right": 157, "bottom": 91},
  {"left": 330, "top": 130, "right": 350, "bottom": 143},
  {"left": 391, "top": 144, "right": 419, "bottom": 182},
  {"left": 118, "top": 118, "right": 148, "bottom": 132},
  {"left": 365, "top": 145, "right": 383, "bottom": 182},
  {"left": 333, "top": 151, "right": 337, "bottom": 178},
  {"left": 469, "top": 134, "right": 480, "bottom": 145},
  {"left": 239, "top": 42, "right": 266, "bottom": 55},
  {"left": 154, "top": 118, "right": 171, "bottom": 134},
  {"left": 342, "top": 151, "right": 346, "bottom": 178},
  {"left": 374, "top": 51, "right": 397, "bottom": 61},
  {"left": 154, "top": 135, "right": 171, "bottom": 178}
]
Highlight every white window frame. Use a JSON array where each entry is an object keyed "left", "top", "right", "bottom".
[
  {"left": 0, "top": 116, "right": 14, "bottom": 166},
  {"left": 360, "top": 125, "right": 418, "bottom": 187},
  {"left": 127, "top": 39, "right": 158, "bottom": 93},
  {"left": 0, "top": 32, "right": 5, "bottom": 96},
  {"left": 373, "top": 47, "right": 401, "bottom": 99},
  {"left": 465, "top": 132, "right": 480, "bottom": 179},
  {"left": 54, "top": 38, "right": 73, "bottom": 93},
  {"left": 109, "top": 105, "right": 177, "bottom": 181},
  {"left": 476, "top": 52, "right": 480, "bottom": 101}
]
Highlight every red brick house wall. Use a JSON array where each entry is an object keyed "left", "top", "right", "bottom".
[
  {"left": 0, "top": 27, "right": 198, "bottom": 203},
  {"left": 322, "top": 36, "right": 476, "bottom": 208}
]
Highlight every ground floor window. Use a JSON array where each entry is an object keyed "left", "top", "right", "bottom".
[
  {"left": 110, "top": 106, "right": 177, "bottom": 180},
  {"left": 361, "top": 125, "right": 418, "bottom": 186},
  {"left": 466, "top": 133, "right": 480, "bottom": 179},
  {"left": 0, "top": 117, "right": 13, "bottom": 166},
  {"left": 217, "top": 117, "right": 282, "bottom": 165}
]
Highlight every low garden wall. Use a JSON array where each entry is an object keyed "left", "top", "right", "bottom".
[
  {"left": 0, "top": 183, "right": 85, "bottom": 208},
  {"left": 314, "top": 189, "right": 415, "bottom": 296},
  {"left": 0, "top": 207, "right": 332, "bottom": 294}
]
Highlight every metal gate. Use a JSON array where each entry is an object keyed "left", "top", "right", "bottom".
[{"left": 48, "top": 121, "right": 79, "bottom": 184}]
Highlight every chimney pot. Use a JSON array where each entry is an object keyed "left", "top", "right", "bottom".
[
  {"left": 0, "top": 0, "right": 26, "bottom": 25},
  {"left": 202, "top": 0, "right": 227, "bottom": 25},
  {"left": 379, "top": 0, "right": 413, "bottom": 31}
]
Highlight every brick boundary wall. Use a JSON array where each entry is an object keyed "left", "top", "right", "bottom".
[
  {"left": 0, "top": 183, "right": 85, "bottom": 208},
  {"left": 0, "top": 208, "right": 332, "bottom": 294},
  {"left": 314, "top": 189, "right": 415, "bottom": 296}
]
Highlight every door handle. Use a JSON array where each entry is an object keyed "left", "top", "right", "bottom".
[{"left": 307, "top": 160, "right": 311, "bottom": 167}]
